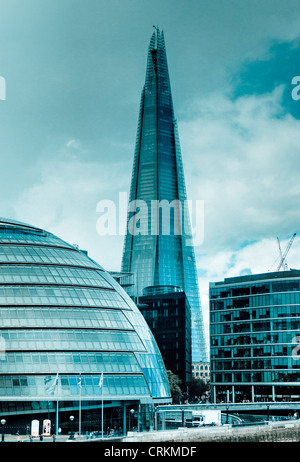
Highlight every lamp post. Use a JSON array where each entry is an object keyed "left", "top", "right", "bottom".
[
  {"left": 130, "top": 409, "right": 135, "bottom": 431},
  {"left": 69, "top": 415, "right": 74, "bottom": 440},
  {"left": 1, "top": 419, "right": 6, "bottom": 442},
  {"left": 226, "top": 406, "right": 229, "bottom": 424}
]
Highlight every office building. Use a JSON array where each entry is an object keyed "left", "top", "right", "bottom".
[
  {"left": 192, "top": 362, "right": 210, "bottom": 383},
  {"left": 121, "top": 27, "right": 207, "bottom": 363},
  {"left": 138, "top": 286, "right": 192, "bottom": 391},
  {"left": 210, "top": 270, "right": 300, "bottom": 403}
]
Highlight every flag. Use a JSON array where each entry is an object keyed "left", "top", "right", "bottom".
[
  {"left": 53, "top": 373, "right": 59, "bottom": 388},
  {"left": 99, "top": 372, "right": 103, "bottom": 388},
  {"left": 78, "top": 373, "right": 82, "bottom": 388},
  {"left": 45, "top": 373, "right": 59, "bottom": 395}
]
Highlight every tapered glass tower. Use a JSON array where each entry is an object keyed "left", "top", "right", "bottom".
[{"left": 122, "top": 28, "right": 208, "bottom": 363}]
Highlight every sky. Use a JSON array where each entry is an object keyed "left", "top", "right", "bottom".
[{"left": 1, "top": 0, "right": 300, "bottom": 340}]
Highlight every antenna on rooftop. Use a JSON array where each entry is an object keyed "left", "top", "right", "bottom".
[{"left": 153, "top": 25, "right": 159, "bottom": 46}]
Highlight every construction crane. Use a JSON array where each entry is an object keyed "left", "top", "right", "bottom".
[
  {"left": 277, "top": 237, "right": 283, "bottom": 265},
  {"left": 277, "top": 233, "right": 296, "bottom": 271}
]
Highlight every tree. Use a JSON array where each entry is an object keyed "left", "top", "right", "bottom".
[
  {"left": 167, "top": 370, "right": 182, "bottom": 404},
  {"left": 189, "top": 378, "right": 210, "bottom": 402}
]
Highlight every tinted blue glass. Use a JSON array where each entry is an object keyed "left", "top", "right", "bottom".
[
  {"left": 121, "top": 29, "right": 207, "bottom": 362},
  {"left": 0, "top": 217, "right": 171, "bottom": 402},
  {"left": 210, "top": 272, "right": 300, "bottom": 402}
]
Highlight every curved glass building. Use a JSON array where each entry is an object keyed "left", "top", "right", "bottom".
[{"left": 0, "top": 218, "right": 171, "bottom": 434}]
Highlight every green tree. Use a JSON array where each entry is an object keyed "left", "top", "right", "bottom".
[
  {"left": 189, "top": 378, "right": 210, "bottom": 402},
  {"left": 167, "top": 370, "right": 182, "bottom": 404}
]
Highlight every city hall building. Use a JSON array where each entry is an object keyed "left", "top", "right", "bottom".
[
  {"left": 210, "top": 270, "right": 300, "bottom": 403},
  {"left": 0, "top": 218, "right": 171, "bottom": 435}
]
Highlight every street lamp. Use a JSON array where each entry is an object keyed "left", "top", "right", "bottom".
[
  {"left": 1, "top": 419, "right": 6, "bottom": 442},
  {"left": 130, "top": 409, "right": 135, "bottom": 431},
  {"left": 69, "top": 415, "right": 75, "bottom": 440},
  {"left": 226, "top": 406, "right": 229, "bottom": 424}
]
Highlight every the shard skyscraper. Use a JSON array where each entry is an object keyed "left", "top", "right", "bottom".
[{"left": 122, "top": 28, "right": 208, "bottom": 363}]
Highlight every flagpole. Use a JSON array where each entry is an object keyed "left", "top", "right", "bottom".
[
  {"left": 79, "top": 373, "right": 82, "bottom": 436},
  {"left": 55, "top": 373, "right": 59, "bottom": 436},
  {"left": 101, "top": 373, "right": 104, "bottom": 439}
]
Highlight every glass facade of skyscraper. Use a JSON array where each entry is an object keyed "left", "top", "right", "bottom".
[
  {"left": 138, "top": 287, "right": 192, "bottom": 391},
  {"left": 121, "top": 28, "right": 208, "bottom": 363},
  {"left": 0, "top": 218, "right": 170, "bottom": 433},
  {"left": 210, "top": 270, "right": 300, "bottom": 403}
]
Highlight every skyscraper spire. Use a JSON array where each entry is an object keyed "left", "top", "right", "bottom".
[{"left": 122, "top": 29, "right": 208, "bottom": 363}]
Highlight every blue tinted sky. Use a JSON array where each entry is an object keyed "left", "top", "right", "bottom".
[{"left": 1, "top": 0, "right": 300, "bottom": 331}]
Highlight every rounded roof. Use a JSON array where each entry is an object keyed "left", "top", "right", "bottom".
[{"left": 0, "top": 218, "right": 170, "bottom": 403}]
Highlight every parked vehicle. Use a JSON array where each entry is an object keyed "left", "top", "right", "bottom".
[{"left": 191, "top": 410, "right": 221, "bottom": 426}]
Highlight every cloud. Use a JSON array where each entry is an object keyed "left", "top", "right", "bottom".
[
  {"left": 198, "top": 234, "right": 300, "bottom": 339},
  {"left": 180, "top": 85, "right": 300, "bottom": 255},
  {"left": 65, "top": 139, "right": 81, "bottom": 150},
  {"left": 13, "top": 139, "right": 130, "bottom": 271},
  {"left": 178, "top": 83, "right": 300, "bottom": 336}
]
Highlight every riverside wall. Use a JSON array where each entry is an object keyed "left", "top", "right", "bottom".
[{"left": 123, "top": 421, "right": 300, "bottom": 442}]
